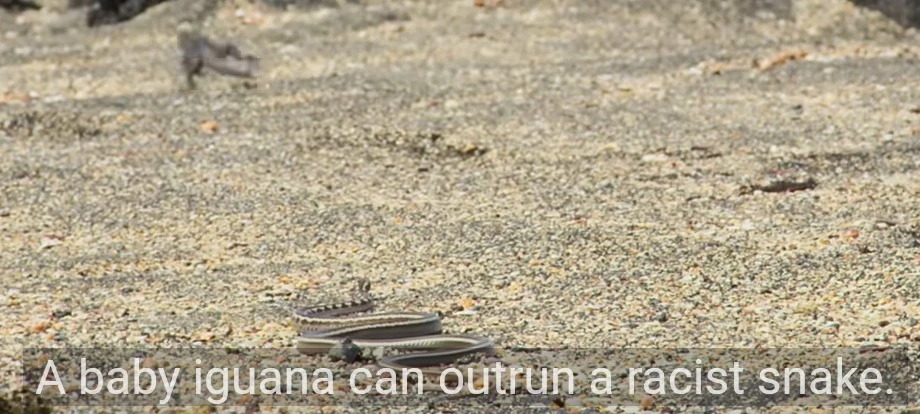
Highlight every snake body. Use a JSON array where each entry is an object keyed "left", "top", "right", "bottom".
[{"left": 294, "top": 280, "right": 494, "bottom": 374}]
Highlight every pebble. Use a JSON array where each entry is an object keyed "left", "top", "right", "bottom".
[
  {"left": 28, "top": 321, "right": 52, "bottom": 334},
  {"left": 328, "top": 339, "right": 362, "bottom": 363},
  {"left": 39, "top": 236, "right": 63, "bottom": 249},
  {"left": 454, "top": 309, "right": 480, "bottom": 316},
  {"left": 51, "top": 305, "right": 72, "bottom": 319}
]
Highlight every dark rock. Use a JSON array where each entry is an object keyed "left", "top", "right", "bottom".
[
  {"left": 84, "top": 0, "right": 171, "bottom": 27},
  {"left": 849, "top": 0, "right": 920, "bottom": 28},
  {"left": 327, "top": 338, "right": 363, "bottom": 363},
  {"left": 0, "top": 0, "right": 41, "bottom": 12}
]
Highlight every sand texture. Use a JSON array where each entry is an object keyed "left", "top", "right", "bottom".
[{"left": 1, "top": 0, "right": 919, "bottom": 412}]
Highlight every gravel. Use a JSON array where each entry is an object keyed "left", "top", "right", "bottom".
[{"left": 1, "top": 0, "right": 919, "bottom": 412}]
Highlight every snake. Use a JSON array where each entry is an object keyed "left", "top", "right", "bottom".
[{"left": 293, "top": 279, "right": 495, "bottom": 380}]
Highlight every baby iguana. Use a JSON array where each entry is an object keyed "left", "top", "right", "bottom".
[{"left": 177, "top": 31, "right": 260, "bottom": 90}]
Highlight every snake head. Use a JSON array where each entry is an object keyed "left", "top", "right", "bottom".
[{"left": 355, "top": 278, "right": 372, "bottom": 293}]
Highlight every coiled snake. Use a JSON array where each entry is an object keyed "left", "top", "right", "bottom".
[{"left": 294, "top": 279, "right": 495, "bottom": 380}]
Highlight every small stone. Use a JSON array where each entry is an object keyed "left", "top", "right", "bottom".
[
  {"left": 640, "top": 395, "right": 654, "bottom": 410},
  {"left": 200, "top": 120, "right": 219, "bottom": 133},
  {"left": 460, "top": 144, "right": 480, "bottom": 155},
  {"left": 910, "top": 328, "right": 920, "bottom": 342},
  {"left": 875, "top": 220, "right": 895, "bottom": 229},
  {"left": 51, "top": 306, "right": 71, "bottom": 319},
  {"left": 39, "top": 235, "right": 64, "bottom": 249},
  {"left": 328, "top": 338, "right": 362, "bottom": 363},
  {"left": 551, "top": 396, "right": 566, "bottom": 408},
  {"left": 29, "top": 320, "right": 52, "bottom": 334},
  {"left": 455, "top": 309, "right": 479, "bottom": 316},
  {"left": 192, "top": 331, "right": 215, "bottom": 342}
]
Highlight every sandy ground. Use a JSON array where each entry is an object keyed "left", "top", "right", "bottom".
[{"left": 1, "top": 0, "right": 919, "bottom": 412}]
